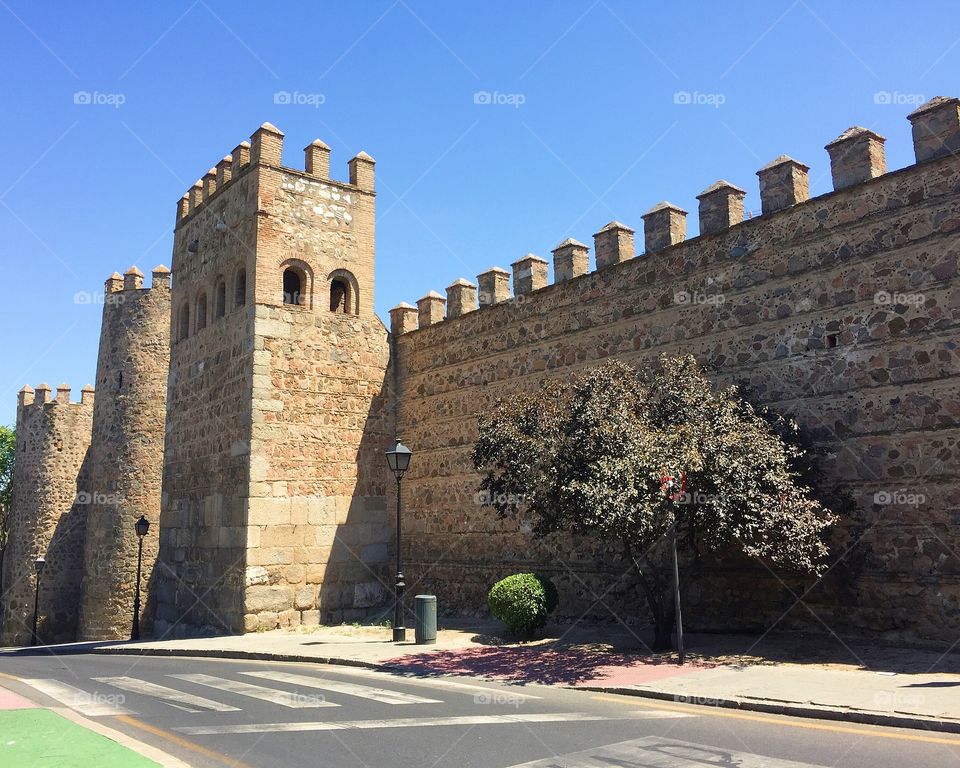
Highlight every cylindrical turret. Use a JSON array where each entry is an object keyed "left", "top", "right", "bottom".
[
  {"left": 0, "top": 386, "right": 93, "bottom": 645},
  {"left": 76, "top": 266, "right": 170, "bottom": 640}
]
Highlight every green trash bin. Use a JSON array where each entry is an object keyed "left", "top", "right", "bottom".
[{"left": 414, "top": 594, "right": 437, "bottom": 645}]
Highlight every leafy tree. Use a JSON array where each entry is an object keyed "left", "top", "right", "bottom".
[
  {"left": 0, "top": 425, "right": 14, "bottom": 551},
  {"left": 473, "top": 356, "right": 836, "bottom": 650}
]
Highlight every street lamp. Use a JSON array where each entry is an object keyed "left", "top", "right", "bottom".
[
  {"left": 661, "top": 471, "right": 686, "bottom": 665},
  {"left": 31, "top": 556, "right": 45, "bottom": 646},
  {"left": 385, "top": 439, "right": 412, "bottom": 642},
  {"left": 131, "top": 515, "right": 150, "bottom": 641}
]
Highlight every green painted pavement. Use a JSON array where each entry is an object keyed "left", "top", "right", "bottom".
[{"left": 0, "top": 709, "right": 159, "bottom": 767}]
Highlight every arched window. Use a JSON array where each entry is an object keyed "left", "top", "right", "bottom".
[
  {"left": 214, "top": 278, "right": 226, "bottom": 319},
  {"left": 330, "top": 279, "right": 349, "bottom": 313},
  {"left": 327, "top": 269, "right": 360, "bottom": 315},
  {"left": 234, "top": 269, "right": 246, "bottom": 309},
  {"left": 283, "top": 268, "right": 303, "bottom": 306},
  {"left": 196, "top": 293, "right": 208, "bottom": 331},
  {"left": 178, "top": 302, "right": 190, "bottom": 342}
]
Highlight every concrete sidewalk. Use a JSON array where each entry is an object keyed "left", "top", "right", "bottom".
[{"left": 8, "top": 621, "right": 960, "bottom": 734}]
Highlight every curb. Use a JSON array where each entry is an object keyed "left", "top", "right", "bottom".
[
  {"left": 86, "top": 645, "right": 960, "bottom": 737},
  {"left": 576, "top": 685, "right": 960, "bottom": 736},
  {"left": 89, "top": 644, "right": 396, "bottom": 671}
]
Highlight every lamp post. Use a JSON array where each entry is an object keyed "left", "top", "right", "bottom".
[
  {"left": 31, "top": 556, "right": 45, "bottom": 646},
  {"left": 131, "top": 515, "right": 150, "bottom": 642},
  {"left": 661, "top": 471, "right": 686, "bottom": 665},
  {"left": 385, "top": 439, "right": 412, "bottom": 642}
]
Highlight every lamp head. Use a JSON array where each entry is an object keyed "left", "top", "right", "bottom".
[
  {"left": 134, "top": 515, "right": 150, "bottom": 538},
  {"left": 385, "top": 439, "right": 412, "bottom": 477}
]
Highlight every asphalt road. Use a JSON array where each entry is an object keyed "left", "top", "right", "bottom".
[{"left": 0, "top": 652, "right": 958, "bottom": 768}]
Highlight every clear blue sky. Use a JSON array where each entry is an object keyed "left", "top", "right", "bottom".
[{"left": 1, "top": 1, "right": 957, "bottom": 426}]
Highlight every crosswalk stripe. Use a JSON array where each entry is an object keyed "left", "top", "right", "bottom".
[
  {"left": 176, "top": 710, "right": 692, "bottom": 735},
  {"left": 332, "top": 667, "right": 542, "bottom": 700},
  {"left": 19, "top": 678, "right": 133, "bottom": 717},
  {"left": 242, "top": 670, "right": 442, "bottom": 705},
  {"left": 169, "top": 674, "right": 339, "bottom": 709},
  {"left": 92, "top": 676, "right": 240, "bottom": 713}
]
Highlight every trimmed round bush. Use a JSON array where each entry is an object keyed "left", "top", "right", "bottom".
[{"left": 488, "top": 573, "right": 558, "bottom": 637}]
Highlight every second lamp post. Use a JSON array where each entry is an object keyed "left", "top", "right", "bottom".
[
  {"left": 131, "top": 515, "right": 150, "bottom": 641},
  {"left": 385, "top": 439, "right": 412, "bottom": 642}
]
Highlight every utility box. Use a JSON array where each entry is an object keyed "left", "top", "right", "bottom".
[{"left": 414, "top": 594, "right": 437, "bottom": 644}]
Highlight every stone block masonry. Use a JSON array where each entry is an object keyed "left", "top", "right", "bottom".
[
  {"left": 155, "top": 122, "right": 393, "bottom": 638},
  {"left": 390, "top": 97, "right": 960, "bottom": 646},
  {"left": 77, "top": 267, "right": 171, "bottom": 641},
  {"left": 0, "top": 385, "right": 93, "bottom": 645}
]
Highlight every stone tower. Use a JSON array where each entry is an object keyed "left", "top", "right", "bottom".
[
  {"left": 154, "top": 124, "right": 394, "bottom": 638},
  {"left": 0, "top": 384, "right": 94, "bottom": 645},
  {"left": 76, "top": 266, "right": 171, "bottom": 640}
]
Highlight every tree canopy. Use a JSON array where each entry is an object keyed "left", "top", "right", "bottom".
[{"left": 473, "top": 356, "right": 836, "bottom": 649}]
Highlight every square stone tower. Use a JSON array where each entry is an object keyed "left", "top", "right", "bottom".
[{"left": 155, "top": 124, "right": 394, "bottom": 637}]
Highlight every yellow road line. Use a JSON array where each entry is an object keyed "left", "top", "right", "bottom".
[
  {"left": 117, "top": 715, "right": 256, "bottom": 768},
  {"left": 590, "top": 693, "right": 960, "bottom": 746}
]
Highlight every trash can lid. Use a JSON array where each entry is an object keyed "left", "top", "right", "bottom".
[{"left": 414, "top": 594, "right": 436, "bottom": 601}]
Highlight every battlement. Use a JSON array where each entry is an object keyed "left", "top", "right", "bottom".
[
  {"left": 104, "top": 265, "right": 171, "bottom": 296},
  {"left": 175, "top": 122, "right": 376, "bottom": 225},
  {"left": 17, "top": 382, "right": 94, "bottom": 410},
  {"left": 390, "top": 96, "right": 960, "bottom": 335}
]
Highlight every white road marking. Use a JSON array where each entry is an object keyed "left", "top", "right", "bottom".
[
  {"left": 242, "top": 670, "right": 442, "bottom": 705},
  {"left": 176, "top": 710, "right": 691, "bottom": 735},
  {"left": 169, "top": 674, "right": 340, "bottom": 709},
  {"left": 18, "top": 678, "right": 133, "bottom": 717},
  {"left": 503, "top": 736, "right": 829, "bottom": 767},
  {"left": 92, "top": 676, "right": 240, "bottom": 713},
  {"left": 330, "top": 667, "right": 543, "bottom": 700}
]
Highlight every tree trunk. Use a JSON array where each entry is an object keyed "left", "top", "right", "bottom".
[{"left": 623, "top": 540, "right": 675, "bottom": 652}]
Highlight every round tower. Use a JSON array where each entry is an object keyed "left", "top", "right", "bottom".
[
  {"left": 0, "top": 383, "right": 94, "bottom": 645},
  {"left": 76, "top": 265, "right": 171, "bottom": 640}
]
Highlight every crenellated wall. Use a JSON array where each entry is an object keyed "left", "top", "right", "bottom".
[
  {"left": 389, "top": 97, "right": 960, "bottom": 645},
  {"left": 76, "top": 267, "right": 171, "bottom": 640},
  {"left": 0, "top": 384, "right": 94, "bottom": 645}
]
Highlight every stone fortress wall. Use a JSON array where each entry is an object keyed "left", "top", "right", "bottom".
[
  {"left": 389, "top": 97, "right": 960, "bottom": 644},
  {"left": 1, "top": 97, "right": 957, "bottom": 647}
]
